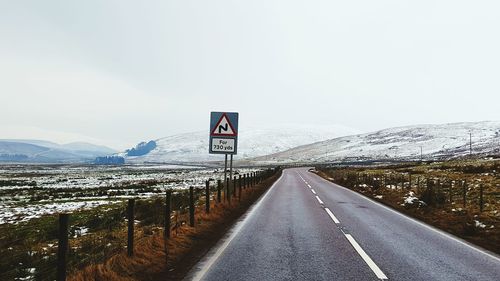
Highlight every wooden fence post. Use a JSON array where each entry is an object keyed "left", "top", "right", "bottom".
[
  {"left": 226, "top": 177, "right": 231, "bottom": 205},
  {"left": 57, "top": 214, "right": 69, "bottom": 281},
  {"left": 463, "top": 180, "right": 467, "bottom": 208},
  {"left": 164, "top": 191, "right": 171, "bottom": 264},
  {"left": 217, "top": 179, "right": 222, "bottom": 203},
  {"left": 165, "top": 191, "right": 171, "bottom": 239},
  {"left": 449, "top": 181, "right": 453, "bottom": 203},
  {"left": 479, "top": 184, "right": 484, "bottom": 212},
  {"left": 205, "top": 180, "right": 210, "bottom": 214},
  {"left": 127, "top": 199, "right": 135, "bottom": 256},
  {"left": 417, "top": 177, "right": 420, "bottom": 194},
  {"left": 189, "top": 186, "right": 195, "bottom": 227},
  {"left": 437, "top": 179, "right": 441, "bottom": 196},
  {"left": 238, "top": 175, "right": 242, "bottom": 201},
  {"left": 233, "top": 176, "right": 237, "bottom": 198}
]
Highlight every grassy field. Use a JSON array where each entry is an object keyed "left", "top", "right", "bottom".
[
  {"left": 0, "top": 165, "right": 278, "bottom": 281},
  {"left": 317, "top": 159, "right": 499, "bottom": 254}
]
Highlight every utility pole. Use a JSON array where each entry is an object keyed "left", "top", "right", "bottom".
[{"left": 469, "top": 132, "right": 472, "bottom": 156}]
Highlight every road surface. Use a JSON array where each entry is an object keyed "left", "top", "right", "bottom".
[{"left": 187, "top": 168, "right": 500, "bottom": 281}]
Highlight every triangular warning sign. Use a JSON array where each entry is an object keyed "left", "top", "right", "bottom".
[{"left": 211, "top": 113, "right": 237, "bottom": 136}]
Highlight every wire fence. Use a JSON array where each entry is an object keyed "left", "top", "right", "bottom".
[
  {"left": 0, "top": 168, "right": 280, "bottom": 281},
  {"left": 320, "top": 169, "right": 500, "bottom": 212}
]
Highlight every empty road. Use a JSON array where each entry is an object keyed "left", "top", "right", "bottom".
[{"left": 187, "top": 168, "right": 500, "bottom": 281}]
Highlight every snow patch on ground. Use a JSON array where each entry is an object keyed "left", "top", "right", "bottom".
[
  {"left": 474, "top": 220, "right": 486, "bottom": 229},
  {"left": 403, "top": 191, "right": 426, "bottom": 207},
  {"left": 0, "top": 201, "right": 109, "bottom": 225}
]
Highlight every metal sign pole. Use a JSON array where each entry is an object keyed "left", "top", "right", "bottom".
[
  {"left": 224, "top": 154, "right": 228, "bottom": 179},
  {"left": 209, "top": 112, "right": 238, "bottom": 201}
]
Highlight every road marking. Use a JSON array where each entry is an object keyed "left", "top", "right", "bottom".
[
  {"left": 315, "top": 176, "right": 500, "bottom": 263},
  {"left": 190, "top": 172, "right": 285, "bottom": 281},
  {"left": 324, "top": 208, "right": 340, "bottom": 224},
  {"left": 307, "top": 184, "right": 312, "bottom": 188},
  {"left": 304, "top": 171, "right": 387, "bottom": 279},
  {"left": 344, "top": 233, "right": 388, "bottom": 280}
]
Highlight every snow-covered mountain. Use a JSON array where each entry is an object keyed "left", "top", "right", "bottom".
[
  {"left": 0, "top": 140, "right": 117, "bottom": 163},
  {"left": 124, "top": 124, "right": 359, "bottom": 163},
  {"left": 253, "top": 121, "right": 500, "bottom": 163}
]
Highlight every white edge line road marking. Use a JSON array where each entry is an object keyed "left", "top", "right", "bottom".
[
  {"left": 191, "top": 172, "right": 285, "bottom": 281},
  {"left": 315, "top": 195, "right": 324, "bottom": 205},
  {"left": 344, "top": 233, "right": 388, "bottom": 280},
  {"left": 312, "top": 172, "right": 500, "bottom": 263},
  {"left": 311, "top": 189, "right": 316, "bottom": 194},
  {"left": 324, "top": 208, "right": 340, "bottom": 224}
]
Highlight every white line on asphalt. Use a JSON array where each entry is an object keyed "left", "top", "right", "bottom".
[
  {"left": 344, "top": 233, "right": 388, "bottom": 280},
  {"left": 324, "top": 208, "right": 340, "bottom": 224},
  {"left": 311, "top": 189, "right": 316, "bottom": 195},
  {"left": 315, "top": 176, "right": 500, "bottom": 263},
  {"left": 190, "top": 172, "right": 285, "bottom": 281},
  {"left": 307, "top": 184, "right": 312, "bottom": 188},
  {"left": 316, "top": 196, "right": 324, "bottom": 205}
]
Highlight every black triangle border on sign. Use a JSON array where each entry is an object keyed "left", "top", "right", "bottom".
[{"left": 211, "top": 113, "right": 237, "bottom": 137}]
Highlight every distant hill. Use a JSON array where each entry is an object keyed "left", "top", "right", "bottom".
[
  {"left": 123, "top": 124, "right": 359, "bottom": 163},
  {"left": 253, "top": 121, "right": 500, "bottom": 163},
  {"left": 0, "top": 140, "right": 117, "bottom": 163}
]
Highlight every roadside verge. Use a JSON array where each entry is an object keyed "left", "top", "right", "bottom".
[{"left": 69, "top": 169, "right": 282, "bottom": 281}]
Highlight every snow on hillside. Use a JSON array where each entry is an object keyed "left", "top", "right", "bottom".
[
  {"left": 254, "top": 121, "right": 500, "bottom": 163},
  {"left": 124, "top": 124, "right": 359, "bottom": 163}
]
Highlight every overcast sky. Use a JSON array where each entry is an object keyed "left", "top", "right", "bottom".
[{"left": 1, "top": 1, "right": 499, "bottom": 150}]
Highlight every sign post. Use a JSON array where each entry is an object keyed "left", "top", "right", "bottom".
[{"left": 210, "top": 112, "right": 239, "bottom": 201}]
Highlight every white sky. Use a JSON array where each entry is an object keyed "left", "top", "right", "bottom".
[{"left": 1, "top": 1, "right": 499, "bottom": 150}]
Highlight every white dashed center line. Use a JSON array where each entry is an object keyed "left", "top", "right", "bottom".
[
  {"left": 299, "top": 171, "right": 388, "bottom": 280},
  {"left": 324, "top": 208, "right": 340, "bottom": 224},
  {"left": 344, "top": 234, "right": 388, "bottom": 280}
]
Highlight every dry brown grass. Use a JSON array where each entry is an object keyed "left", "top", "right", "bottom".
[
  {"left": 69, "top": 171, "right": 281, "bottom": 281},
  {"left": 317, "top": 165, "right": 500, "bottom": 254}
]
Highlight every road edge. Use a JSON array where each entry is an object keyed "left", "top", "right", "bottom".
[
  {"left": 311, "top": 169, "right": 500, "bottom": 262},
  {"left": 184, "top": 171, "right": 285, "bottom": 281}
]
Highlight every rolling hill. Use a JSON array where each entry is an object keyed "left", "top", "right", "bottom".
[
  {"left": 253, "top": 121, "right": 500, "bottom": 164},
  {"left": 0, "top": 140, "right": 117, "bottom": 163},
  {"left": 123, "top": 124, "right": 359, "bottom": 163}
]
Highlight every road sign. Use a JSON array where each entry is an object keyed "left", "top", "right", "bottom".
[{"left": 209, "top": 112, "right": 238, "bottom": 154}]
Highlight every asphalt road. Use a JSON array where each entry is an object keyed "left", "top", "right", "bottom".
[{"left": 187, "top": 168, "right": 500, "bottom": 281}]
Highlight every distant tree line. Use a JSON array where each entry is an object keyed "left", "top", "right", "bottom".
[
  {"left": 94, "top": 156, "right": 125, "bottom": 165},
  {"left": 126, "top": 140, "right": 157, "bottom": 156}
]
